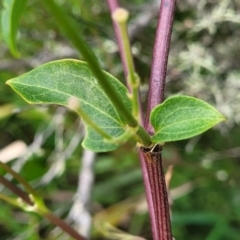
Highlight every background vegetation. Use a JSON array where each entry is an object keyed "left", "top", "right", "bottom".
[{"left": 0, "top": 0, "right": 240, "bottom": 239}]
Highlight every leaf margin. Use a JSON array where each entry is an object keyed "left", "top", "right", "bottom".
[
  {"left": 6, "top": 59, "right": 132, "bottom": 152},
  {"left": 150, "top": 95, "right": 225, "bottom": 143}
]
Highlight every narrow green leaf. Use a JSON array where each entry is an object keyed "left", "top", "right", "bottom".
[
  {"left": 150, "top": 95, "right": 225, "bottom": 143},
  {"left": 6, "top": 59, "right": 132, "bottom": 152},
  {"left": 1, "top": 0, "right": 28, "bottom": 57}
]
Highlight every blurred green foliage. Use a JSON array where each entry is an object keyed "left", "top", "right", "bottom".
[{"left": 0, "top": 0, "right": 240, "bottom": 239}]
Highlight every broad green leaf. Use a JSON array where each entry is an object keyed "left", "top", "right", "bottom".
[
  {"left": 6, "top": 59, "right": 132, "bottom": 152},
  {"left": 42, "top": 0, "right": 137, "bottom": 128},
  {"left": 150, "top": 95, "right": 225, "bottom": 143},
  {"left": 1, "top": 0, "right": 28, "bottom": 57}
]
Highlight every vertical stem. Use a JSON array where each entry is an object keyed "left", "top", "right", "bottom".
[
  {"left": 107, "top": 1, "right": 158, "bottom": 239},
  {"left": 107, "top": 2, "right": 157, "bottom": 239},
  {"left": 145, "top": 0, "right": 176, "bottom": 134},
  {"left": 111, "top": 8, "right": 140, "bottom": 120},
  {"left": 141, "top": 146, "right": 172, "bottom": 240},
  {"left": 143, "top": 0, "right": 176, "bottom": 239},
  {"left": 108, "top": 1, "right": 176, "bottom": 239},
  {"left": 114, "top": 9, "right": 136, "bottom": 86},
  {"left": 139, "top": 151, "right": 158, "bottom": 240},
  {"left": 107, "top": 0, "right": 128, "bottom": 80}
]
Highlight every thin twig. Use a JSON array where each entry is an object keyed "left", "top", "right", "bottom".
[
  {"left": 38, "top": 107, "right": 68, "bottom": 185},
  {"left": 0, "top": 175, "right": 33, "bottom": 206},
  {"left": 44, "top": 212, "right": 86, "bottom": 240},
  {"left": 69, "top": 149, "right": 96, "bottom": 238},
  {"left": 106, "top": 1, "right": 158, "bottom": 239},
  {"left": 38, "top": 118, "right": 83, "bottom": 186},
  {"left": 107, "top": 0, "right": 128, "bottom": 79}
]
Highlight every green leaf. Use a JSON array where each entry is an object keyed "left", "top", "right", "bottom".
[
  {"left": 42, "top": 0, "right": 138, "bottom": 129},
  {"left": 1, "top": 0, "right": 28, "bottom": 57},
  {"left": 150, "top": 95, "right": 225, "bottom": 143},
  {"left": 6, "top": 59, "right": 132, "bottom": 152}
]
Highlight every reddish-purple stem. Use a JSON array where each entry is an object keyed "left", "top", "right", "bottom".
[
  {"left": 0, "top": 175, "right": 34, "bottom": 206},
  {"left": 0, "top": 168, "right": 86, "bottom": 240},
  {"left": 106, "top": 1, "right": 157, "bottom": 238},
  {"left": 44, "top": 212, "right": 86, "bottom": 240},
  {"left": 145, "top": 0, "right": 176, "bottom": 134},
  {"left": 143, "top": 0, "right": 176, "bottom": 239},
  {"left": 107, "top": 0, "right": 176, "bottom": 239},
  {"left": 142, "top": 147, "right": 172, "bottom": 240},
  {"left": 139, "top": 151, "right": 158, "bottom": 240},
  {"left": 107, "top": 0, "right": 128, "bottom": 79}
]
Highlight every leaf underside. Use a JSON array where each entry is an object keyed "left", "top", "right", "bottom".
[
  {"left": 150, "top": 95, "right": 225, "bottom": 143},
  {"left": 6, "top": 59, "right": 132, "bottom": 152},
  {"left": 1, "top": 0, "right": 28, "bottom": 57}
]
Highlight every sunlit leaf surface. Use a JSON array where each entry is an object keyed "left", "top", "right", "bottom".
[
  {"left": 7, "top": 59, "right": 131, "bottom": 152},
  {"left": 150, "top": 95, "right": 225, "bottom": 143}
]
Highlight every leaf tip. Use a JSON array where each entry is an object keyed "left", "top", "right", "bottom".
[
  {"left": 5, "top": 79, "right": 16, "bottom": 89},
  {"left": 5, "top": 79, "right": 12, "bottom": 86},
  {"left": 219, "top": 115, "right": 227, "bottom": 124}
]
